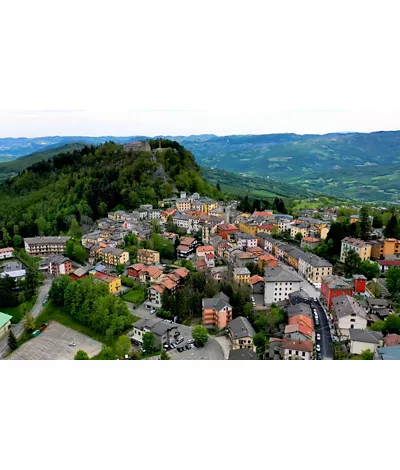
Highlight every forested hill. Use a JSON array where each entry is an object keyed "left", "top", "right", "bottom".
[{"left": 0, "top": 140, "right": 222, "bottom": 241}]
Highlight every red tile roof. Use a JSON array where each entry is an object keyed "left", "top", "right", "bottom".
[
  {"left": 197, "top": 245, "right": 215, "bottom": 253},
  {"left": 205, "top": 253, "right": 215, "bottom": 260},
  {"left": 378, "top": 260, "right": 400, "bottom": 266},
  {"left": 150, "top": 284, "right": 165, "bottom": 294},
  {"left": 128, "top": 263, "right": 145, "bottom": 271},
  {"left": 173, "top": 267, "right": 190, "bottom": 278},
  {"left": 180, "top": 237, "right": 196, "bottom": 246},
  {"left": 289, "top": 315, "right": 314, "bottom": 331},
  {"left": 384, "top": 334, "right": 400, "bottom": 347},
  {"left": 253, "top": 211, "right": 273, "bottom": 217},
  {"left": 303, "top": 237, "right": 320, "bottom": 242},
  {"left": 0, "top": 247, "right": 13, "bottom": 253},
  {"left": 282, "top": 338, "right": 313, "bottom": 353},
  {"left": 249, "top": 275, "right": 264, "bottom": 285}
]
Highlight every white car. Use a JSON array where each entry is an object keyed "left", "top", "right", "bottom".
[
  {"left": 187, "top": 338, "right": 194, "bottom": 344},
  {"left": 316, "top": 333, "right": 321, "bottom": 341},
  {"left": 316, "top": 344, "right": 321, "bottom": 352}
]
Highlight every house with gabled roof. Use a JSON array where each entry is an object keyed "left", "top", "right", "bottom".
[{"left": 202, "top": 292, "right": 233, "bottom": 330}]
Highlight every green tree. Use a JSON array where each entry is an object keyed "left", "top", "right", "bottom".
[
  {"left": 115, "top": 335, "right": 131, "bottom": 357},
  {"left": 116, "top": 264, "right": 125, "bottom": 275},
  {"left": 18, "top": 292, "right": 26, "bottom": 305},
  {"left": 13, "top": 234, "right": 23, "bottom": 248},
  {"left": 358, "top": 260, "right": 380, "bottom": 280},
  {"left": 23, "top": 312, "right": 35, "bottom": 332},
  {"left": 359, "top": 206, "right": 371, "bottom": 241},
  {"left": 243, "top": 302, "right": 254, "bottom": 317},
  {"left": 384, "top": 314, "right": 400, "bottom": 334},
  {"left": 68, "top": 218, "right": 83, "bottom": 239},
  {"left": 50, "top": 275, "right": 71, "bottom": 306},
  {"left": 192, "top": 325, "right": 208, "bottom": 347},
  {"left": 66, "top": 239, "right": 87, "bottom": 264},
  {"left": 160, "top": 349, "right": 170, "bottom": 360},
  {"left": 253, "top": 331, "right": 267, "bottom": 357},
  {"left": 216, "top": 182, "right": 221, "bottom": 192},
  {"left": 372, "top": 215, "right": 383, "bottom": 228},
  {"left": 74, "top": 350, "right": 90, "bottom": 360},
  {"left": 100, "top": 346, "right": 115, "bottom": 360},
  {"left": 142, "top": 332, "right": 155, "bottom": 353},
  {"left": 360, "top": 349, "right": 374, "bottom": 360},
  {"left": 98, "top": 201, "right": 108, "bottom": 217},
  {"left": 384, "top": 214, "right": 399, "bottom": 238},
  {"left": 370, "top": 320, "right": 385, "bottom": 332},
  {"left": 343, "top": 249, "right": 361, "bottom": 276},
  {"left": 23, "top": 264, "right": 39, "bottom": 300},
  {"left": 295, "top": 232, "right": 303, "bottom": 241},
  {"left": 2, "top": 228, "right": 11, "bottom": 247},
  {"left": 386, "top": 267, "right": 400, "bottom": 297},
  {"left": 7, "top": 330, "right": 18, "bottom": 351}
]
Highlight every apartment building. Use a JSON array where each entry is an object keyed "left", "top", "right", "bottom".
[
  {"left": 228, "top": 316, "right": 256, "bottom": 351},
  {"left": 233, "top": 232, "right": 258, "bottom": 249},
  {"left": 297, "top": 252, "right": 332, "bottom": 288},
  {"left": 24, "top": 236, "right": 71, "bottom": 256},
  {"left": 146, "top": 284, "right": 165, "bottom": 309},
  {"left": 321, "top": 275, "right": 353, "bottom": 309},
  {"left": 137, "top": 249, "right": 160, "bottom": 266},
  {"left": 370, "top": 238, "right": 400, "bottom": 259},
  {"left": 233, "top": 267, "right": 251, "bottom": 285},
  {"left": 264, "top": 266, "right": 302, "bottom": 304},
  {"left": 176, "top": 198, "right": 192, "bottom": 212},
  {"left": 216, "top": 223, "right": 239, "bottom": 240},
  {"left": 340, "top": 237, "right": 372, "bottom": 262},
  {"left": 0, "top": 247, "right": 14, "bottom": 260},
  {"left": 100, "top": 247, "right": 129, "bottom": 266},
  {"left": 202, "top": 292, "right": 233, "bottom": 330},
  {"left": 91, "top": 271, "right": 122, "bottom": 294},
  {"left": 49, "top": 255, "right": 73, "bottom": 276}
]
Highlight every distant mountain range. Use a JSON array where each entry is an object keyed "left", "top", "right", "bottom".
[{"left": 1, "top": 131, "right": 400, "bottom": 203}]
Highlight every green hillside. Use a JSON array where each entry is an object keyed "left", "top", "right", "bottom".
[
  {"left": 0, "top": 140, "right": 222, "bottom": 240},
  {"left": 0, "top": 143, "right": 86, "bottom": 183}
]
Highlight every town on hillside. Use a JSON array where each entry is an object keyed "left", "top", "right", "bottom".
[{"left": 1, "top": 147, "right": 400, "bottom": 360}]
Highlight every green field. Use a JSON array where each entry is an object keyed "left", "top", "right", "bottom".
[
  {"left": 122, "top": 286, "right": 146, "bottom": 304},
  {"left": 1, "top": 296, "right": 37, "bottom": 324}
]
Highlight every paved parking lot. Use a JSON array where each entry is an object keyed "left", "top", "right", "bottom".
[
  {"left": 7, "top": 322, "right": 103, "bottom": 360},
  {"left": 168, "top": 336, "right": 225, "bottom": 360}
]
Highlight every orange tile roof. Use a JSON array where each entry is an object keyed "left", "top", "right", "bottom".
[
  {"left": 282, "top": 338, "right": 313, "bottom": 353},
  {"left": 173, "top": 267, "right": 190, "bottom": 278},
  {"left": 259, "top": 254, "right": 276, "bottom": 261},
  {"left": 253, "top": 211, "right": 273, "bottom": 217},
  {"left": 93, "top": 271, "right": 118, "bottom": 284},
  {"left": 289, "top": 315, "right": 314, "bottom": 331},
  {"left": 285, "top": 323, "right": 313, "bottom": 339},
  {"left": 143, "top": 267, "right": 163, "bottom": 279},
  {"left": 247, "top": 247, "right": 264, "bottom": 253},
  {"left": 197, "top": 245, "right": 215, "bottom": 253},
  {"left": 205, "top": 253, "right": 215, "bottom": 260},
  {"left": 151, "top": 284, "right": 165, "bottom": 294},
  {"left": 0, "top": 247, "right": 13, "bottom": 253},
  {"left": 180, "top": 237, "right": 196, "bottom": 246},
  {"left": 249, "top": 275, "right": 264, "bottom": 285},
  {"left": 128, "top": 263, "right": 145, "bottom": 271},
  {"left": 195, "top": 259, "right": 207, "bottom": 269},
  {"left": 303, "top": 237, "right": 320, "bottom": 242},
  {"left": 160, "top": 278, "right": 178, "bottom": 290}
]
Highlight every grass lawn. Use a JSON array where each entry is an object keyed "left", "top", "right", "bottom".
[
  {"left": 122, "top": 286, "right": 145, "bottom": 304},
  {"left": 1, "top": 295, "right": 37, "bottom": 324}
]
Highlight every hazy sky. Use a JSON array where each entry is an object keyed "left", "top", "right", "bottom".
[{"left": 1, "top": 110, "right": 400, "bottom": 138}]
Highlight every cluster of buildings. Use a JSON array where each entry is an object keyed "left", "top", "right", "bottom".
[{"left": 340, "top": 237, "right": 400, "bottom": 273}]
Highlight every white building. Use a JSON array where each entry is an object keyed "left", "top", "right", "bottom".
[
  {"left": 332, "top": 295, "right": 368, "bottom": 338},
  {"left": 0, "top": 247, "right": 14, "bottom": 260},
  {"left": 264, "top": 266, "right": 302, "bottom": 305},
  {"left": 282, "top": 338, "right": 313, "bottom": 360},
  {"left": 349, "top": 329, "right": 383, "bottom": 355}
]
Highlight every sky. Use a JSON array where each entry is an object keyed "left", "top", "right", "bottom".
[{"left": 1, "top": 110, "right": 400, "bottom": 138}]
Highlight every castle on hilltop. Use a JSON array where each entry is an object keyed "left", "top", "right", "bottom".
[{"left": 123, "top": 141, "right": 151, "bottom": 153}]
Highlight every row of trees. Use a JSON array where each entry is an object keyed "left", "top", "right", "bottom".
[
  {"left": 50, "top": 276, "right": 133, "bottom": 337},
  {"left": 238, "top": 195, "right": 287, "bottom": 214}
]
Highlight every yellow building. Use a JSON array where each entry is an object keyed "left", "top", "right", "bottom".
[
  {"left": 290, "top": 225, "right": 309, "bottom": 238},
  {"left": 371, "top": 238, "right": 400, "bottom": 259},
  {"left": 203, "top": 199, "right": 218, "bottom": 214},
  {"left": 319, "top": 227, "right": 329, "bottom": 240},
  {"left": 238, "top": 221, "right": 259, "bottom": 236},
  {"left": 100, "top": 247, "right": 129, "bottom": 266},
  {"left": 137, "top": 249, "right": 160, "bottom": 265},
  {"left": 233, "top": 267, "right": 251, "bottom": 285},
  {"left": 340, "top": 238, "right": 372, "bottom": 263},
  {"left": 91, "top": 272, "right": 122, "bottom": 294}
]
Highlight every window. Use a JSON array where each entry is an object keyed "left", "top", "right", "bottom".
[
  {"left": 302, "top": 351, "right": 305, "bottom": 357},
  {"left": 295, "top": 350, "right": 299, "bottom": 356},
  {"left": 289, "top": 350, "right": 292, "bottom": 354},
  {"left": 351, "top": 324, "right": 354, "bottom": 329}
]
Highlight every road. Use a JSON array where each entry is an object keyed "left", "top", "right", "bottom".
[
  {"left": 313, "top": 299, "right": 333, "bottom": 360},
  {"left": 282, "top": 265, "right": 334, "bottom": 360},
  {"left": 127, "top": 303, "right": 225, "bottom": 360},
  {"left": 0, "top": 279, "right": 52, "bottom": 358}
]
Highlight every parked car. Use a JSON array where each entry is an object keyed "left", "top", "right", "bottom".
[
  {"left": 150, "top": 308, "right": 156, "bottom": 315},
  {"left": 317, "top": 353, "right": 322, "bottom": 360},
  {"left": 177, "top": 337, "right": 184, "bottom": 345},
  {"left": 69, "top": 342, "right": 76, "bottom": 347},
  {"left": 187, "top": 338, "right": 194, "bottom": 344},
  {"left": 174, "top": 331, "right": 180, "bottom": 338},
  {"left": 315, "top": 318, "right": 320, "bottom": 326},
  {"left": 316, "top": 344, "right": 321, "bottom": 352},
  {"left": 316, "top": 333, "right": 321, "bottom": 341}
]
